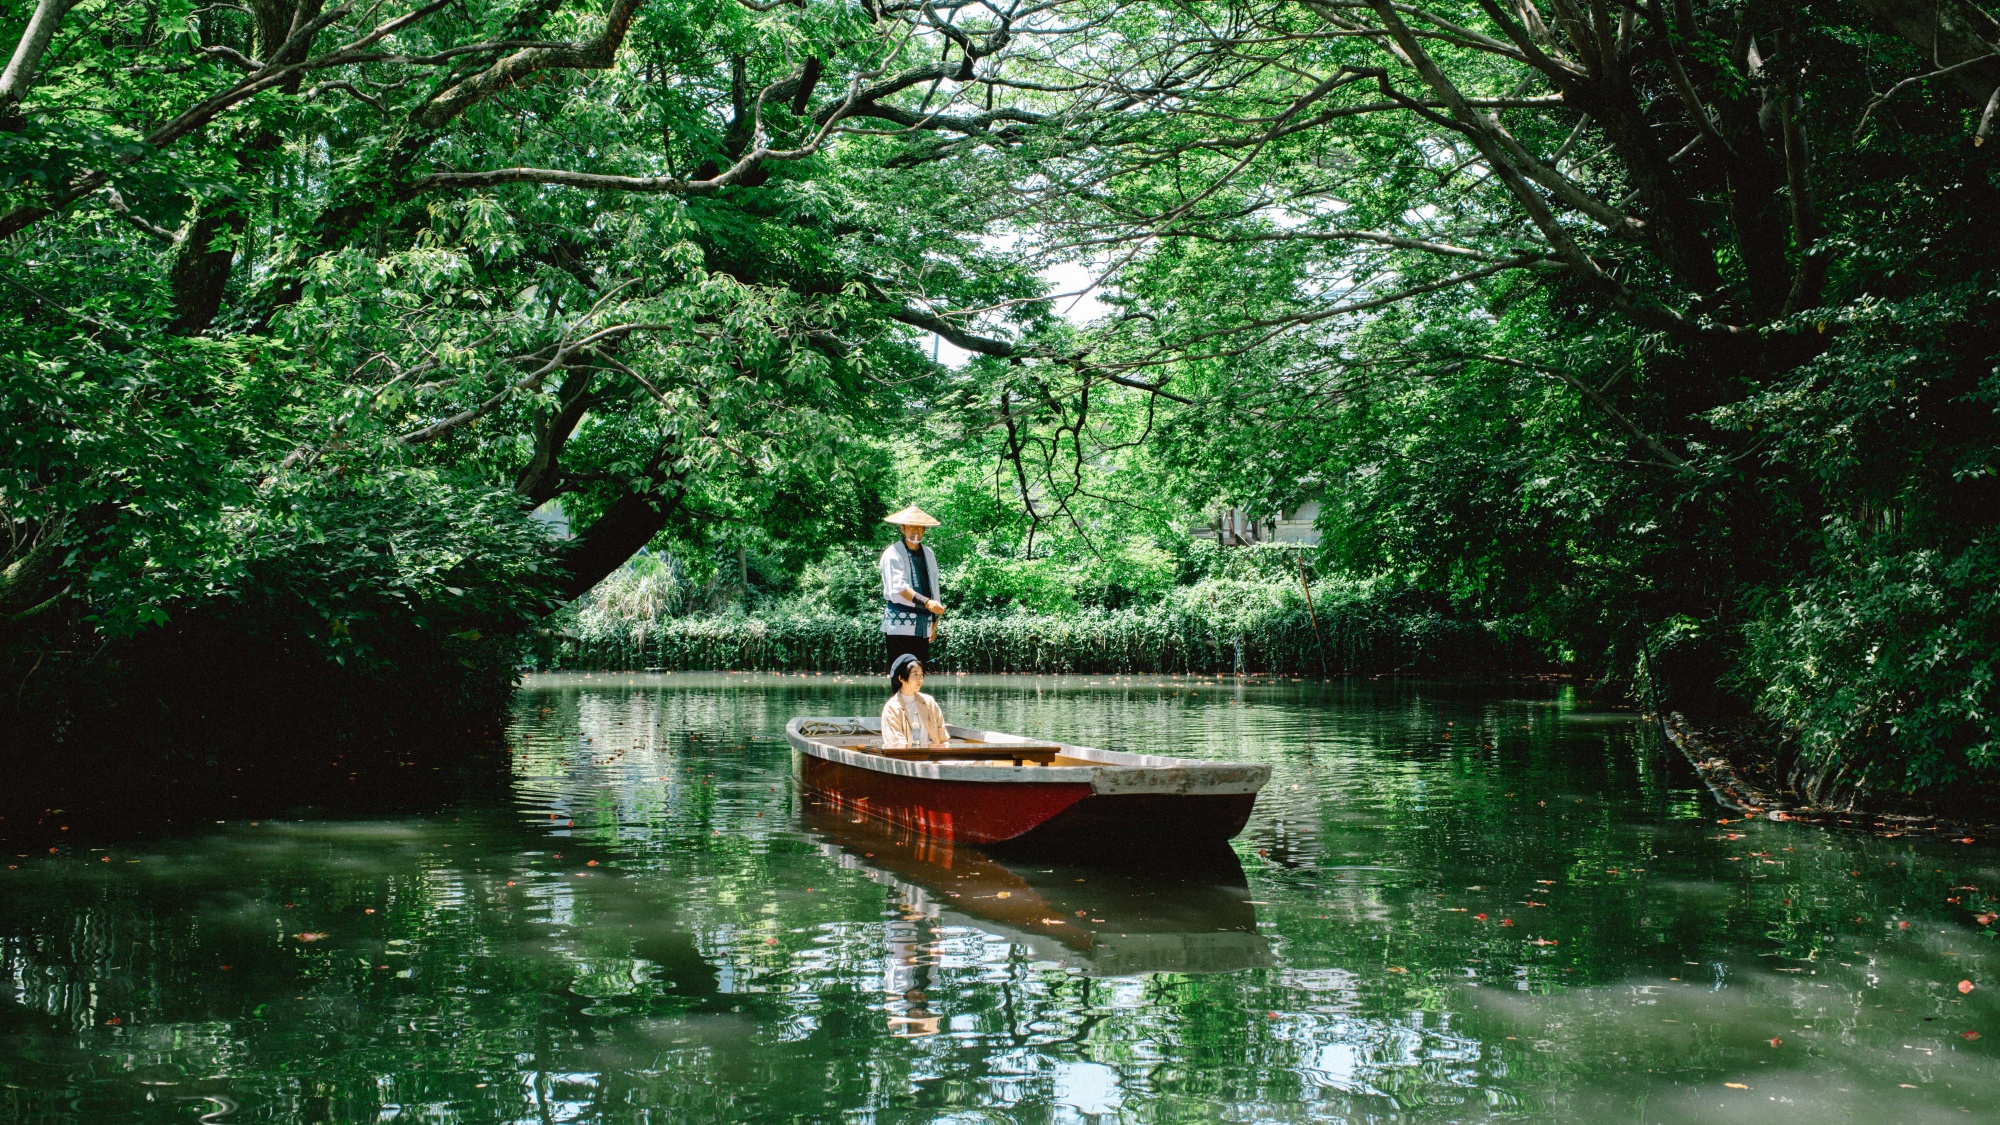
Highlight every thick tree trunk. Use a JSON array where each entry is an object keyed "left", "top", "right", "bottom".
[
  {"left": 515, "top": 367, "right": 597, "bottom": 506},
  {"left": 556, "top": 489, "right": 680, "bottom": 602},
  {"left": 164, "top": 0, "right": 320, "bottom": 333},
  {"left": 168, "top": 202, "right": 246, "bottom": 333},
  {"left": 1577, "top": 78, "right": 1725, "bottom": 298},
  {"left": 1717, "top": 125, "right": 1795, "bottom": 320}
]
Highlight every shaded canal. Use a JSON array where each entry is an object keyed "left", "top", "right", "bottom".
[{"left": 3, "top": 673, "right": 1997, "bottom": 1122}]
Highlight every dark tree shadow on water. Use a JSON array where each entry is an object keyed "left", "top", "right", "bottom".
[{"left": 2, "top": 619, "right": 521, "bottom": 852}]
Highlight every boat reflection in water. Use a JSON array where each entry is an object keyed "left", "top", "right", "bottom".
[{"left": 801, "top": 798, "right": 1273, "bottom": 1002}]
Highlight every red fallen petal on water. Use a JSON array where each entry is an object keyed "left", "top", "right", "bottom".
[
  {"left": 1900, "top": 921, "right": 1912, "bottom": 930},
  {"left": 364, "top": 908, "right": 375, "bottom": 914},
  {"left": 765, "top": 937, "right": 778, "bottom": 945},
  {"left": 1979, "top": 914, "right": 1997, "bottom": 925},
  {"left": 1965, "top": 1031, "right": 1981, "bottom": 1040},
  {"left": 552, "top": 854, "right": 561, "bottom": 859},
  {"left": 1500, "top": 919, "right": 1515, "bottom": 927},
  {"left": 586, "top": 860, "right": 598, "bottom": 867},
  {"left": 1962, "top": 980, "right": 1976, "bottom": 994},
  {"left": 1963, "top": 838, "right": 1976, "bottom": 844},
  {"left": 1474, "top": 913, "right": 1489, "bottom": 921},
  {"left": 105, "top": 1017, "right": 120, "bottom": 1025},
  {"left": 1387, "top": 966, "right": 1407, "bottom": 973},
  {"left": 293, "top": 932, "right": 328, "bottom": 942},
  {"left": 1768, "top": 1037, "right": 1782, "bottom": 1047},
  {"left": 1268, "top": 1011, "right": 1279, "bottom": 1018},
  {"left": 99, "top": 856, "right": 108, "bottom": 863}
]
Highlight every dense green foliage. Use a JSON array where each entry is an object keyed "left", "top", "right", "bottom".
[
  {"left": 0, "top": 0, "right": 1037, "bottom": 739},
  {"left": 900, "top": 0, "right": 2000, "bottom": 803},
  {"left": 4, "top": 0, "right": 1998, "bottom": 805}
]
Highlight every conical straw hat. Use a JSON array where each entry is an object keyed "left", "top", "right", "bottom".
[{"left": 882, "top": 505, "right": 940, "bottom": 527}]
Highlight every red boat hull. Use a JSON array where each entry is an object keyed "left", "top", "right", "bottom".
[
  {"left": 800, "top": 753, "right": 1094, "bottom": 844},
  {"left": 798, "top": 754, "right": 1259, "bottom": 846}
]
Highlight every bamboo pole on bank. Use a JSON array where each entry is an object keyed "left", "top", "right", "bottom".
[{"left": 1297, "top": 555, "right": 1330, "bottom": 681}]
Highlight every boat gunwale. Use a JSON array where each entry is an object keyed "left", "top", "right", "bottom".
[{"left": 784, "top": 716, "right": 1269, "bottom": 796}]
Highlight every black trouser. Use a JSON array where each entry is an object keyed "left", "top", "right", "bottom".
[{"left": 884, "top": 632, "right": 931, "bottom": 671}]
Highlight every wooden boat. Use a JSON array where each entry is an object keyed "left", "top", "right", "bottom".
[{"left": 784, "top": 716, "right": 1270, "bottom": 847}]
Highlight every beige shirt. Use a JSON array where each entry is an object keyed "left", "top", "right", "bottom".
[{"left": 880, "top": 691, "right": 948, "bottom": 748}]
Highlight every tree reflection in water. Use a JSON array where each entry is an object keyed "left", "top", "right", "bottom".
[{"left": 0, "top": 672, "right": 1993, "bottom": 1122}]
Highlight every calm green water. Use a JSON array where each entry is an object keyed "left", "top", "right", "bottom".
[{"left": 2, "top": 673, "right": 1997, "bottom": 1123}]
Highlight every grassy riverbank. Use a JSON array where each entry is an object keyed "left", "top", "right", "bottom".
[{"left": 541, "top": 543, "right": 1542, "bottom": 675}]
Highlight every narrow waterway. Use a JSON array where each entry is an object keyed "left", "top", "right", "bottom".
[{"left": 2, "top": 673, "right": 1995, "bottom": 1122}]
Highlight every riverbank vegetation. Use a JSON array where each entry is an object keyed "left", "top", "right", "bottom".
[
  {"left": 4, "top": 1, "right": 1996, "bottom": 806},
  {"left": 548, "top": 537, "right": 1535, "bottom": 674}
]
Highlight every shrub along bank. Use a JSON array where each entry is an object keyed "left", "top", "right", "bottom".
[{"left": 543, "top": 545, "right": 1542, "bottom": 675}]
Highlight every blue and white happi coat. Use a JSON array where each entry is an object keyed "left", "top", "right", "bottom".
[{"left": 879, "top": 539, "right": 941, "bottom": 638}]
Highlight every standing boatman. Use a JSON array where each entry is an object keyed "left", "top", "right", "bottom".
[{"left": 879, "top": 505, "right": 945, "bottom": 667}]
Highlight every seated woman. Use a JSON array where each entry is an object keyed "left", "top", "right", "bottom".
[{"left": 880, "top": 653, "right": 949, "bottom": 749}]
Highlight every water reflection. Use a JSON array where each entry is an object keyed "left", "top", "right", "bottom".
[
  {"left": 0, "top": 672, "right": 1993, "bottom": 1123},
  {"left": 804, "top": 801, "right": 1272, "bottom": 978}
]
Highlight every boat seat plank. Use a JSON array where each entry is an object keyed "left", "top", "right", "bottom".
[{"left": 872, "top": 744, "right": 1063, "bottom": 764}]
